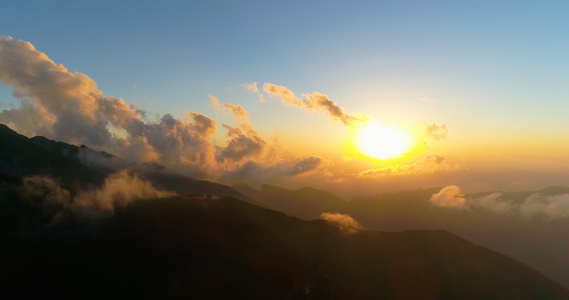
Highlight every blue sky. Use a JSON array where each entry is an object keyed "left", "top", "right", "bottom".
[{"left": 2, "top": 0, "right": 569, "bottom": 193}]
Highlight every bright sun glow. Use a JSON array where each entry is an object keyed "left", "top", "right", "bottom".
[{"left": 355, "top": 120, "right": 412, "bottom": 159}]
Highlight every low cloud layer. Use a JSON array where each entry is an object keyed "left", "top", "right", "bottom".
[
  {"left": 358, "top": 155, "right": 457, "bottom": 177},
  {"left": 320, "top": 212, "right": 363, "bottom": 233},
  {"left": 22, "top": 171, "right": 174, "bottom": 212},
  {"left": 16, "top": 171, "right": 174, "bottom": 227},
  {"left": 74, "top": 170, "right": 174, "bottom": 211},
  {"left": 431, "top": 185, "right": 569, "bottom": 219}
]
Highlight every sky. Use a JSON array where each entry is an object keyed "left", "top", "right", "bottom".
[{"left": 1, "top": 0, "right": 568, "bottom": 197}]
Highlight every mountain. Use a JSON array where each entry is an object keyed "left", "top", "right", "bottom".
[
  {"left": 237, "top": 183, "right": 569, "bottom": 289},
  {"left": 29, "top": 135, "right": 131, "bottom": 174},
  {"left": 0, "top": 124, "right": 105, "bottom": 187},
  {"left": 1, "top": 186, "right": 568, "bottom": 299},
  {"left": 0, "top": 124, "right": 251, "bottom": 202},
  {"left": 233, "top": 183, "right": 347, "bottom": 219},
  {"left": 519, "top": 253, "right": 569, "bottom": 291}
]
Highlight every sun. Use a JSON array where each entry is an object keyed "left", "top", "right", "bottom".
[{"left": 355, "top": 120, "right": 412, "bottom": 159}]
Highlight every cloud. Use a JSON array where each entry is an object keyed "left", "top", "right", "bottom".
[
  {"left": 263, "top": 83, "right": 363, "bottom": 126},
  {"left": 429, "top": 186, "right": 569, "bottom": 219},
  {"left": 76, "top": 147, "right": 132, "bottom": 172},
  {"left": 358, "top": 155, "right": 455, "bottom": 177},
  {"left": 284, "top": 156, "right": 322, "bottom": 175},
  {"left": 220, "top": 155, "right": 322, "bottom": 182},
  {"left": 0, "top": 36, "right": 219, "bottom": 178},
  {"left": 471, "top": 192, "right": 511, "bottom": 212},
  {"left": 242, "top": 82, "right": 258, "bottom": 93},
  {"left": 425, "top": 123, "right": 448, "bottom": 141},
  {"left": 320, "top": 212, "right": 363, "bottom": 234},
  {"left": 74, "top": 170, "right": 174, "bottom": 211},
  {"left": 242, "top": 82, "right": 264, "bottom": 102},
  {"left": 521, "top": 193, "right": 569, "bottom": 219},
  {"left": 425, "top": 154, "right": 446, "bottom": 164},
  {"left": 20, "top": 176, "right": 71, "bottom": 207},
  {"left": 430, "top": 185, "right": 466, "bottom": 207},
  {"left": 210, "top": 95, "right": 249, "bottom": 123},
  {"left": 16, "top": 172, "right": 174, "bottom": 225},
  {"left": 216, "top": 124, "right": 266, "bottom": 163}
]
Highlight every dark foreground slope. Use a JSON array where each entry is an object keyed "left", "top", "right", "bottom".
[{"left": 1, "top": 193, "right": 568, "bottom": 299}]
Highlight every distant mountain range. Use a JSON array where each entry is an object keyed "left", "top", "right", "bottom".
[
  {"left": 1, "top": 124, "right": 569, "bottom": 298},
  {"left": 234, "top": 182, "right": 347, "bottom": 219},
  {"left": 233, "top": 182, "right": 569, "bottom": 290}
]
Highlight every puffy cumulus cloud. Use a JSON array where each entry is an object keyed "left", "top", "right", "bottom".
[
  {"left": 75, "top": 170, "right": 174, "bottom": 211},
  {"left": 210, "top": 95, "right": 249, "bottom": 123},
  {"left": 358, "top": 155, "right": 457, "bottom": 177},
  {"left": 135, "top": 113, "right": 218, "bottom": 177},
  {"left": 285, "top": 156, "right": 322, "bottom": 176},
  {"left": 425, "top": 123, "right": 448, "bottom": 141},
  {"left": 430, "top": 185, "right": 467, "bottom": 208},
  {"left": 0, "top": 36, "right": 219, "bottom": 178},
  {"left": 320, "top": 212, "right": 363, "bottom": 234},
  {"left": 0, "top": 37, "right": 112, "bottom": 145},
  {"left": 221, "top": 161, "right": 266, "bottom": 180},
  {"left": 263, "top": 83, "right": 363, "bottom": 126},
  {"left": 209, "top": 96, "right": 269, "bottom": 164},
  {"left": 122, "top": 135, "right": 161, "bottom": 163},
  {"left": 217, "top": 123, "right": 266, "bottom": 163}
]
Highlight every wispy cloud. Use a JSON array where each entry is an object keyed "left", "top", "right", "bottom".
[
  {"left": 263, "top": 83, "right": 364, "bottom": 126},
  {"left": 425, "top": 123, "right": 448, "bottom": 141},
  {"left": 358, "top": 155, "right": 457, "bottom": 177},
  {"left": 242, "top": 82, "right": 258, "bottom": 93},
  {"left": 242, "top": 82, "right": 264, "bottom": 102}
]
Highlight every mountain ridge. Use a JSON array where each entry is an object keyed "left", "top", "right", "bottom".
[{"left": 0, "top": 124, "right": 252, "bottom": 203}]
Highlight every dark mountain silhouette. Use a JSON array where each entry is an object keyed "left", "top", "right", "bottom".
[
  {"left": 0, "top": 124, "right": 251, "bottom": 202},
  {"left": 2, "top": 124, "right": 569, "bottom": 297},
  {"left": 29, "top": 135, "right": 131, "bottom": 174},
  {"left": 0, "top": 124, "right": 105, "bottom": 187},
  {"left": 1, "top": 184, "right": 568, "bottom": 299},
  {"left": 135, "top": 165, "right": 256, "bottom": 204}
]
